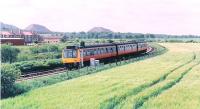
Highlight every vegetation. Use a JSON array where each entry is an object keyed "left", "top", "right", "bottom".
[
  {"left": 1, "top": 64, "right": 21, "bottom": 98},
  {"left": 141, "top": 55, "right": 200, "bottom": 109},
  {"left": 29, "top": 45, "right": 60, "bottom": 54},
  {"left": 12, "top": 59, "right": 62, "bottom": 74},
  {"left": 1, "top": 44, "right": 63, "bottom": 63},
  {"left": 2, "top": 43, "right": 200, "bottom": 109},
  {"left": 60, "top": 32, "right": 200, "bottom": 43},
  {"left": 1, "top": 44, "right": 20, "bottom": 63}
]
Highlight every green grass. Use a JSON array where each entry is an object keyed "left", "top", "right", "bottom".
[
  {"left": 1, "top": 43, "right": 200, "bottom": 109},
  {"left": 140, "top": 55, "right": 200, "bottom": 109}
]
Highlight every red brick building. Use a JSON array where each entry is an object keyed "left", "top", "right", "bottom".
[{"left": 0, "top": 38, "right": 25, "bottom": 45}]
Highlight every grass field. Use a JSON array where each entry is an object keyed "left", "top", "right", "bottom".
[{"left": 1, "top": 43, "right": 200, "bottom": 109}]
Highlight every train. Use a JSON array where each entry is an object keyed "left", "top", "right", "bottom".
[{"left": 62, "top": 41, "right": 148, "bottom": 69}]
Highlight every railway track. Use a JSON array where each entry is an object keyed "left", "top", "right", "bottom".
[
  {"left": 16, "top": 47, "right": 154, "bottom": 82},
  {"left": 16, "top": 68, "right": 67, "bottom": 82}
]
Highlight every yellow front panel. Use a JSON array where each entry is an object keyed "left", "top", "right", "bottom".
[{"left": 62, "top": 58, "right": 80, "bottom": 64}]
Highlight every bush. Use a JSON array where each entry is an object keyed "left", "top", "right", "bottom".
[
  {"left": 29, "top": 47, "right": 39, "bottom": 54},
  {"left": 48, "top": 45, "right": 59, "bottom": 52},
  {"left": 1, "top": 44, "right": 20, "bottom": 63},
  {"left": 12, "top": 59, "right": 62, "bottom": 74},
  {"left": 30, "top": 45, "right": 60, "bottom": 54},
  {"left": 1, "top": 64, "right": 21, "bottom": 98},
  {"left": 17, "top": 53, "right": 31, "bottom": 61}
]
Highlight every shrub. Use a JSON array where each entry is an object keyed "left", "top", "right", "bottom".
[
  {"left": 29, "top": 46, "right": 39, "bottom": 54},
  {"left": 12, "top": 59, "right": 62, "bottom": 74},
  {"left": 17, "top": 53, "right": 30, "bottom": 61},
  {"left": 30, "top": 45, "right": 60, "bottom": 54},
  {"left": 1, "top": 44, "right": 20, "bottom": 63},
  {"left": 1, "top": 64, "right": 21, "bottom": 98},
  {"left": 48, "top": 45, "right": 59, "bottom": 52}
]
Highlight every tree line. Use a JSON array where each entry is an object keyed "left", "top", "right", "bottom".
[{"left": 59, "top": 32, "right": 200, "bottom": 42}]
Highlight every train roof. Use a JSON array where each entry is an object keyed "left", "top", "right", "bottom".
[
  {"left": 82, "top": 43, "right": 115, "bottom": 48},
  {"left": 65, "top": 41, "right": 146, "bottom": 49}
]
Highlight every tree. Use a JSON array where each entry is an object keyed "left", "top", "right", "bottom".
[
  {"left": 48, "top": 45, "right": 59, "bottom": 52},
  {"left": 107, "top": 39, "right": 114, "bottom": 43},
  {"left": 1, "top": 44, "right": 20, "bottom": 63},
  {"left": 61, "top": 36, "right": 68, "bottom": 42},
  {"left": 1, "top": 64, "right": 21, "bottom": 98}
]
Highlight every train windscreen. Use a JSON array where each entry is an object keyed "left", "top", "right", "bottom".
[{"left": 63, "top": 49, "right": 77, "bottom": 58}]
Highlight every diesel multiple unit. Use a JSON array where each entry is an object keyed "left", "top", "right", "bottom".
[{"left": 62, "top": 42, "right": 147, "bottom": 68}]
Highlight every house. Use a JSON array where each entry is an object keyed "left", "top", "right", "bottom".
[
  {"left": 0, "top": 30, "right": 40, "bottom": 45},
  {"left": 42, "top": 36, "right": 61, "bottom": 43},
  {"left": 22, "top": 31, "right": 39, "bottom": 44}
]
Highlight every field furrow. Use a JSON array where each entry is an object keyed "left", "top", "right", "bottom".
[
  {"left": 100, "top": 53, "right": 196, "bottom": 109},
  {"left": 140, "top": 52, "right": 200, "bottom": 109},
  {"left": 120, "top": 52, "right": 200, "bottom": 109}
]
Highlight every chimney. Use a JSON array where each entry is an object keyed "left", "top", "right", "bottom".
[{"left": 18, "top": 29, "right": 20, "bottom": 34}]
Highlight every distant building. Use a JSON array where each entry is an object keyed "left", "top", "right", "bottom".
[
  {"left": 0, "top": 30, "right": 40, "bottom": 45},
  {"left": 0, "top": 38, "right": 25, "bottom": 45},
  {"left": 42, "top": 36, "right": 61, "bottom": 43},
  {"left": 21, "top": 31, "right": 39, "bottom": 44}
]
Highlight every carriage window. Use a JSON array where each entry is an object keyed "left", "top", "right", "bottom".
[
  {"left": 113, "top": 47, "right": 116, "bottom": 52},
  {"left": 86, "top": 50, "right": 90, "bottom": 56},
  {"left": 63, "top": 49, "right": 77, "bottom": 58},
  {"left": 101, "top": 48, "right": 104, "bottom": 53},
  {"left": 94, "top": 49, "right": 97, "bottom": 55},
  {"left": 83, "top": 50, "right": 86, "bottom": 56},
  {"left": 110, "top": 48, "right": 113, "bottom": 52},
  {"left": 97, "top": 48, "right": 100, "bottom": 54},
  {"left": 105, "top": 48, "right": 108, "bottom": 53},
  {"left": 90, "top": 49, "right": 94, "bottom": 55}
]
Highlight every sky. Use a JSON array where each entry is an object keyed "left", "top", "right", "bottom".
[{"left": 0, "top": 0, "right": 200, "bottom": 35}]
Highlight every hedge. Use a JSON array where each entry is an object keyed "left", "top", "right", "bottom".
[
  {"left": 12, "top": 59, "right": 63, "bottom": 74},
  {"left": 17, "top": 53, "right": 61, "bottom": 62}
]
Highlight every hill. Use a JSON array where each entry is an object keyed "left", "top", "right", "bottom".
[
  {"left": 88, "top": 27, "right": 113, "bottom": 32},
  {"left": 0, "top": 22, "right": 20, "bottom": 31},
  {"left": 25, "top": 24, "right": 51, "bottom": 33}
]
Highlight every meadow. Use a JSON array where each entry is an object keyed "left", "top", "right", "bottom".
[{"left": 1, "top": 43, "right": 200, "bottom": 109}]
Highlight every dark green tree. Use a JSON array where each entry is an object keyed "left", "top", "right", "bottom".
[
  {"left": 1, "top": 44, "right": 20, "bottom": 63},
  {"left": 1, "top": 64, "right": 21, "bottom": 98}
]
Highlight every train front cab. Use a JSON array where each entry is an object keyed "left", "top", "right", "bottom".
[{"left": 62, "top": 48, "right": 81, "bottom": 69}]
